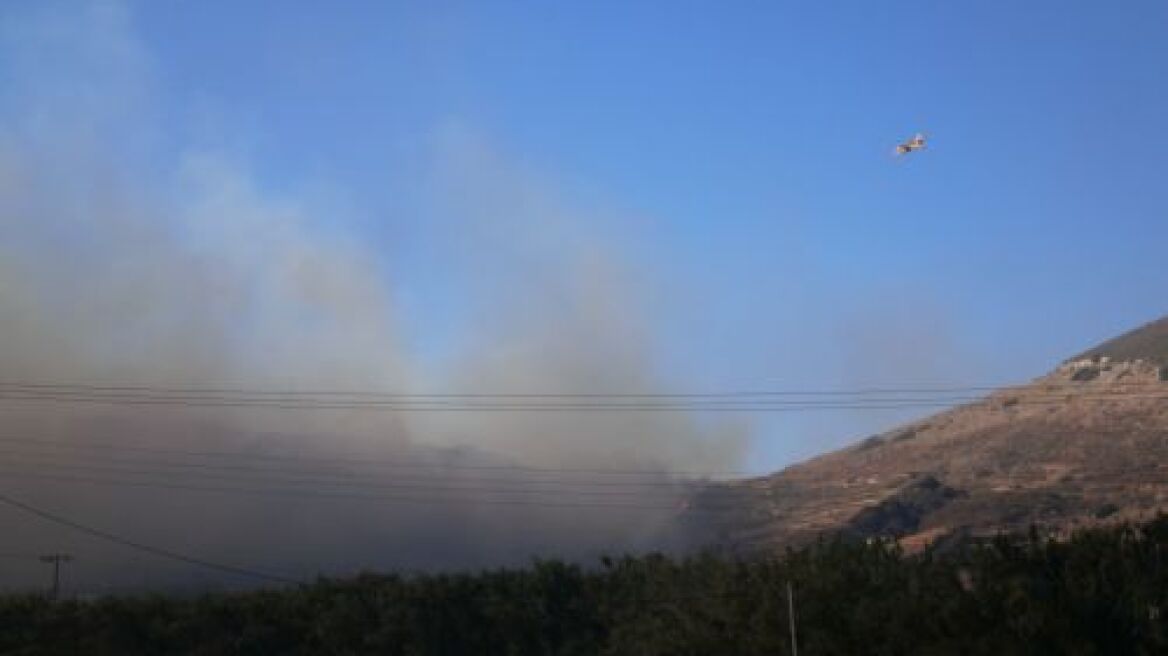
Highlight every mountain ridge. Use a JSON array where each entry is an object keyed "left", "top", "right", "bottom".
[
  {"left": 1071, "top": 316, "right": 1168, "bottom": 366},
  {"left": 684, "top": 315, "right": 1168, "bottom": 553}
]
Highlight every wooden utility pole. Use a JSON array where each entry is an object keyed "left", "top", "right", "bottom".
[
  {"left": 787, "top": 581, "right": 799, "bottom": 656},
  {"left": 38, "top": 553, "right": 72, "bottom": 600}
]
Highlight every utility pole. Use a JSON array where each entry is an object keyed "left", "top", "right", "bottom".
[
  {"left": 38, "top": 553, "right": 72, "bottom": 600},
  {"left": 786, "top": 581, "right": 799, "bottom": 656}
]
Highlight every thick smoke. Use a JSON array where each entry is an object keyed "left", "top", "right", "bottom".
[{"left": 0, "top": 3, "right": 746, "bottom": 592}]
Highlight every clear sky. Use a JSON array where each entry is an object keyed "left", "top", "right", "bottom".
[{"left": 6, "top": 1, "right": 1168, "bottom": 472}]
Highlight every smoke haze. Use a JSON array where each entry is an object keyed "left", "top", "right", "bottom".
[{"left": 0, "top": 3, "right": 747, "bottom": 592}]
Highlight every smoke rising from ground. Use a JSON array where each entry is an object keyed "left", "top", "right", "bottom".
[{"left": 0, "top": 3, "right": 746, "bottom": 591}]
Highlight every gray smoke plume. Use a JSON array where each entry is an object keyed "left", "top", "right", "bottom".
[{"left": 0, "top": 3, "right": 747, "bottom": 593}]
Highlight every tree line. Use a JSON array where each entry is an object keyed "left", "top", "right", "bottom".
[{"left": 2, "top": 516, "right": 1166, "bottom": 654}]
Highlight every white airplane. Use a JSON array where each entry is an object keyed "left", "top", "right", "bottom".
[{"left": 894, "top": 133, "right": 927, "bottom": 156}]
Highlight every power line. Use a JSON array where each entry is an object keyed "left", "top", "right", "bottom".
[
  {"left": 2, "top": 391, "right": 1166, "bottom": 412},
  {"left": 0, "top": 389, "right": 1161, "bottom": 497},
  {"left": 1, "top": 378, "right": 1163, "bottom": 398},
  {"left": 0, "top": 381, "right": 1025, "bottom": 397},
  {"left": 0, "top": 382, "right": 1163, "bottom": 481},
  {"left": 0, "top": 446, "right": 719, "bottom": 491},
  {"left": 0, "top": 469, "right": 748, "bottom": 513},
  {"left": 0, "top": 491, "right": 301, "bottom": 586},
  {"left": 0, "top": 435, "right": 752, "bottom": 478},
  {"left": 0, "top": 380, "right": 1163, "bottom": 412},
  {"left": 0, "top": 385, "right": 1162, "bottom": 513},
  {"left": 0, "top": 453, "right": 750, "bottom": 501},
  {"left": 0, "top": 460, "right": 1135, "bottom": 515},
  {"left": 0, "top": 391, "right": 989, "bottom": 411},
  {"left": 0, "top": 439, "right": 778, "bottom": 505}
]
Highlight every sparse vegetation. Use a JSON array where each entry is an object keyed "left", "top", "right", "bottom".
[
  {"left": 890, "top": 427, "right": 920, "bottom": 443},
  {"left": 1095, "top": 502, "right": 1120, "bottom": 518},
  {"left": 1071, "top": 366, "right": 1101, "bottom": 382},
  {"left": 3, "top": 517, "right": 1167, "bottom": 654}
]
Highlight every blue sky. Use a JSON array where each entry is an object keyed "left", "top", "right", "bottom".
[{"left": 7, "top": 1, "right": 1168, "bottom": 472}]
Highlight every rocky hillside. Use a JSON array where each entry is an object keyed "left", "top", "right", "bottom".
[{"left": 684, "top": 316, "right": 1168, "bottom": 553}]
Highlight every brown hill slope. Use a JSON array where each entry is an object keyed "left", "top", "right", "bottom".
[{"left": 684, "top": 318, "right": 1168, "bottom": 552}]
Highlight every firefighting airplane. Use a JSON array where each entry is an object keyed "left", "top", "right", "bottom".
[{"left": 894, "top": 133, "right": 927, "bottom": 156}]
